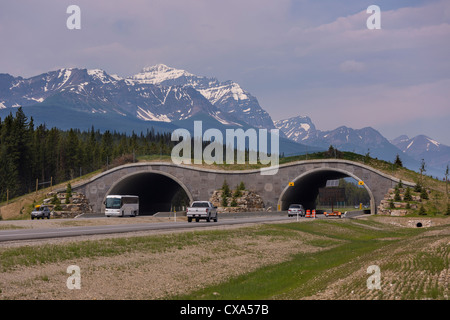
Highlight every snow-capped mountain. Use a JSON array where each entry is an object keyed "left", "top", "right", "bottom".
[
  {"left": 275, "top": 115, "right": 448, "bottom": 177},
  {"left": 274, "top": 115, "right": 392, "bottom": 154},
  {"left": 391, "top": 135, "right": 450, "bottom": 173},
  {"left": 0, "top": 64, "right": 276, "bottom": 130},
  {"left": 0, "top": 67, "right": 246, "bottom": 127},
  {"left": 274, "top": 116, "right": 316, "bottom": 142},
  {"left": 0, "top": 65, "right": 313, "bottom": 156},
  {"left": 128, "top": 64, "right": 275, "bottom": 129}
]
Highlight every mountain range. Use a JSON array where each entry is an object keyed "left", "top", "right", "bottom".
[
  {"left": 0, "top": 64, "right": 448, "bottom": 177},
  {"left": 274, "top": 115, "right": 449, "bottom": 177},
  {"left": 0, "top": 64, "right": 314, "bottom": 156}
]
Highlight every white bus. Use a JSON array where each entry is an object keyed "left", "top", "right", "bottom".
[{"left": 105, "top": 195, "right": 139, "bottom": 217}]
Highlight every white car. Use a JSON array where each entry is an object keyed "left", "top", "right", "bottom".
[{"left": 288, "top": 204, "right": 305, "bottom": 217}]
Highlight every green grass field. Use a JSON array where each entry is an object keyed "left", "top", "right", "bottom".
[
  {"left": 172, "top": 218, "right": 449, "bottom": 300},
  {"left": 0, "top": 217, "right": 448, "bottom": 300}
]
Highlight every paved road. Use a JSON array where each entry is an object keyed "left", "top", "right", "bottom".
[
  {"left": 0, "top": 216, "right": 292, "bottom": 242},
  {"left": 0, "top": 211, "right": 366, "bottom": 242}
]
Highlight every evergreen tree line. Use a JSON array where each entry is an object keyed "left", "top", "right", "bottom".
[
  {"left": 0, "top": 108, "right": 175, "bottom": 202},
  {"left": 338, "top": 178, "right": 371, "bottom": 206},
  {"left": 0, "top": 108, "right": 267, "bottom": 203}
]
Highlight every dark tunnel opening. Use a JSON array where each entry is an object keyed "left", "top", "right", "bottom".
[
  {"left": 279, "top": 169, "right": 373, "bottom": 212},
  {"left": 106, "top": 172, "right": 192, "bottom": 215}
]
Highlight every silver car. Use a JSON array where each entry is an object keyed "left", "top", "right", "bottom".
[
  {"left": 288, "top": 204, "right": 305, "bottom": 217},
  {"left": 31, "top": 205, "right": 51, "bottom": 220}
]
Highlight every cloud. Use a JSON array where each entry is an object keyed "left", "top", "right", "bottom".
[
  {"left": 339, "top": 60, "right": 365, "bottom": 73},
  {"left": 0, "top": 0, "right": 448, "bottom": 143}
]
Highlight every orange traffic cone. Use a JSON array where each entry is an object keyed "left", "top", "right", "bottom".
[
  {"left": 306, "top": 210, "right": 310, "bottom": 218},
  {"left": 312, "top": 209, "right": 316, "bottom": 218}
]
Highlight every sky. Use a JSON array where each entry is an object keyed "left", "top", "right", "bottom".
[{"left": 1, "top": 0, "right": 449, "bottom": 144}]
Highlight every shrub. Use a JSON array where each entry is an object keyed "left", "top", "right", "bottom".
[
  {"left": 404, "top": 187, "right": 412, "bottom": 201},
  {"left": 65, "top": 183, "right": 72, "bottom": 204},
  {"left": 394, "top": 154, "right": 403, "bottom": 167},
  {"left": 418, "top": 205, "right": 427, "bottom": 216},
  {"left": 420, "top": 188, "right": 429, "bottom": 200},
  {"left": 222, "top": 180, "right": 231, "bottom": 198},
  {"left": 221, "top": 194, "right": 228, "bottom": 207},
  {"left": 233, "top": 187, "right": 242, "bottom": 198},
  {"left": 414, "top": 182, "right": 422, "bottom": 193},
  {"left": 389, "top": 199, "right": 395, "bottom": 209},
  {"left": 394, "top": 187, "right": 401, "bottom": 201}
]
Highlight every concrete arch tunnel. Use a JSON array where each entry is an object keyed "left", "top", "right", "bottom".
[
  {"left": 278, "top": 168, "right": 375, "bottom": 212},
  {"left": 105, "top": 171, "right": 193, "bottom": 215},
  {"left": 72, "top": 160, "right": 412, "bottom": 215}
]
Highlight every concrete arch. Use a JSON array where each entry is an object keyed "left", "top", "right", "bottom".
[
  {"left": 278, "top": 167, "right": 376, "bottom": 213},
  {"left": 72, "top": 159, "right": 412, "bottom": 215},
  {"left": 103, "top": 170, "right": 194, "bottom": 215}
]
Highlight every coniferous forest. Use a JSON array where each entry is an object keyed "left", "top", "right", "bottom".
[{"left": 0, "top": 108, "right": 175, "bottom": 202}]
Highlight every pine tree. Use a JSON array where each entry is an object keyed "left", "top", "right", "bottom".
[
  {"left": 419, "top": 158, "right": 426, "bottom": 186},
  {"left": 221, "top": 194, "right": 228, "bottom": 207},
  {"left": 394, "top": 187, "right": 401, "bottom": 201},
  {"left": 404, "top": 187, "right": 412, "bottom": 201},
  {"left": 418, "top": 204, "right": 427, "bottom": 215},
  {"left": 66, "top": 182, "right": 72, "bottom": 204},
  {"left": 414, "top": 182, "right": 422, "bottom": 193},
  {"left": 420, "top": 188, "right": 429, "bottom": 200},
  {"left": 394, "top": 154, "right": 403, "bottom": 167},
  {"left": 222, "top": 180, "right": 231, "bottom": 198}
]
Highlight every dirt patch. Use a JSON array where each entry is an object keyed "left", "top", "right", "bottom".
[
  {"left": 300, "top": 227, "right": 449, "bottom": 300},
  {"left": 0, "top": 224, "right": 324, "bottom": 300}
]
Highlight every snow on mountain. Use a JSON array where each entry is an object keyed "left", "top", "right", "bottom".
[
  {"left": 129, "top": 64, "right": 195, "bottom": 85},
  {"left": 274, "top": 116, "right": 316, "bottom": 142},
  {"left": 275, "top": 115, "right": 415, "bottom": 165},
  {"left": 0, "top": 64, "right": 275, "bottom": 130},
  {"left": 391, "top": 135, "right": 450, "bottom": 174},
  {"left": 128, "top": 64, "right": 275, "bottom": 129},
  {"left": 392, "top": 135, "right": 444, "bottom": 155},
  {"left": 0, "top": 66, "right": 247, "bottom": 127}
]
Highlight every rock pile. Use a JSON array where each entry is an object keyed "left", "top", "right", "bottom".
[
  {"left": 43, "top": 191, "right": 92, "bottom": 218},
  {"left": 378, "top": 186, "right": 429, "bottom": 216},
  {"left": 210, "top": 190, "right": 265, "bottom": 213}
]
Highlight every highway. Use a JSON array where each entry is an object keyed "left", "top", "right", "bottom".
[
  {"left": 0, "top": 216, "right": 293, "bottom": 242},
  {"left": 0, "top": 211, "right": 365, "bottom": 243}
]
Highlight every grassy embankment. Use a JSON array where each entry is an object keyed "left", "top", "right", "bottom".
[
  {"left": 0, "top": 218, "right": 448, "bottom": 299},
  {"left": 173, "top": 218, "right": 449, "bottom": 300}
]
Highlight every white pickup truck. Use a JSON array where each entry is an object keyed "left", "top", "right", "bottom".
[{"left": 186, "top": 201, "right": 218, "bottom": 222}]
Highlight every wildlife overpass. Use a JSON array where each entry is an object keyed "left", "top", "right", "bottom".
[{"left": 72, "top": 160, "right": 412, "bottom": 215}]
